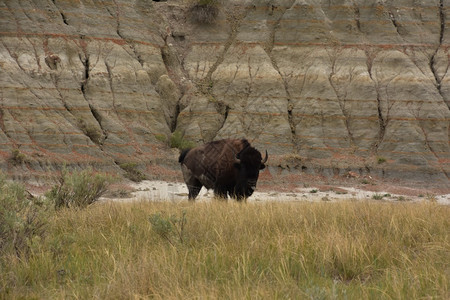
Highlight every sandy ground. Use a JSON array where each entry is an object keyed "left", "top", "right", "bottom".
[{"left": 103, "top": 180, "right": 450, "bottom": 205}]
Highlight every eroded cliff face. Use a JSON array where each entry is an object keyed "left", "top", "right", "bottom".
[{"left": 0, "top": 0, "right": 449, "bottom": 184}]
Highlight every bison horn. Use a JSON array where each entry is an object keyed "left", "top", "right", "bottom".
[{"left": 262, "top": 150, "right": 268, "bottom": 164}]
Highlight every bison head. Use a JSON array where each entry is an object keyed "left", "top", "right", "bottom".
[{"left": 233, "top": 146, "right": 268, "bottom": 198}]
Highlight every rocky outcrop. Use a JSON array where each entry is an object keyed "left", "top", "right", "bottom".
[
  {"left": 0, "top": 0, "right": 449, "bottom": 185},
  {"left": 0, "top": 0, "right": 174, "bottom": 180}
]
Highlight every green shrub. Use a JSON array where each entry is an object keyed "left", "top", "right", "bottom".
[
  {"left": 155, "top": 134, "right": 167, "bottom": 143},
  {"left": 377, "top": 156, "right": 386, "bottom": 164},
  {"left": 188, "top": 0, "right": 219, "bottom": 24},
  {"left": 0, "top": 174, "right": 49, "bottom": 257},
  {"left": 46, "top": 167, "right": 114, "bottom": 209},
  {"left": 10, "top": 149, "right": 27, "bottom": 165},
  {"left": 149, "top": 210, "right": 187, "bottom": 246},
  {"left": 119, "top": 163, "right": 147, "bottom": 182},
  {"left": 372, "top": 194, "right": 384, "bottom": 200},
  {"left": 170, "top": 130, "right": 196, "bottom": 150}
]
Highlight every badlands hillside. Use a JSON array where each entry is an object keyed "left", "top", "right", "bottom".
[{"left": 0, "top": 0, "right": 449, "bottom": 189}]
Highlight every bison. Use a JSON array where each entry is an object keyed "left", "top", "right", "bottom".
[{"left": 178, "top": 138, "right": 268, "bottom": 201}]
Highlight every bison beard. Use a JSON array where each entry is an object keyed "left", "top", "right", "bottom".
[{"left": 178, "top": 139, "right": 268, "bottom": 201}]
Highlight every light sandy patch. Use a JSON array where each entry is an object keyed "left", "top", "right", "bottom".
[{"left": 102, "top": 180, "right": 450, "bottom": 205}]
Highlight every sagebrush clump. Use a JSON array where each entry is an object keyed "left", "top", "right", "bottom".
[
  {"left": 10, "top": 149, "right": 27, "bottom": 165},
  {"left": 149, "top": 210, "right": 187, "bottom": 246},
  {"left": 0, "top": 174, "right": 49, "bottom": 257},
  {"left": 46, "top": 167, "right": 114, "bottom": 209}
]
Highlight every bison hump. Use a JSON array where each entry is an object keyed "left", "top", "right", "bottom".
[{"left": 178, "top": 148, "right": 191, "bottom": 163}]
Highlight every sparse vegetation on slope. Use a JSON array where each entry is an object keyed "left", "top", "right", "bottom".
[
  {"left": 170, "top": 130, "right": 196, "bottom": 150},
  {"left": 119, "top": 162, "right": 147, "bottom": 182},
  {"left": 1, "top": 200, "right": 448, "bottom": 299},
  {"left": 9, "top": 149, "right": 27, "bottom": 165},
  {"left": 188, "top": 0, "right": 220, "bottom": 24}
]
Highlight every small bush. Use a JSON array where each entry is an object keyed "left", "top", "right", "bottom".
[
  {"left": 170, "top": 130, "right": 196, "bottom": 150},
  {"left": 78, "top": 118, "right": 103, "bottom": 145},
  {"left": 84, "top": 126, "right": 103, "bottom": 144},
  {"left": 309, "top": 189, "right": 318, "bottom": 194},
  {"left": 188, "top": 0, "right": 219, "bottom": 24},
  {"left": 377, "top": 156, "right": 387, "bottom": 164},
  {"left": 0, "top": 174, "right": 49, "bottom": 257},
  {"left": 426, "top": 194, "right": 437, "bottom": 202},
  {"left": 46, "top": 167, "right": 114, "bottom": 209},
  {"left": 372, "top": 194, "right": 384, "bottom": 200},
  {"left": 149, "top": 210, "right": 187, "bottom": 246},
  {"left": 119, "top": 163, "right": 147, "bottom": 182},
  {"left": 10, "top": 149, "right": 27, "bottom": 165}
]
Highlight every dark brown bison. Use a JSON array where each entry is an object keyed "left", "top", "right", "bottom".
[{"left": 178, "top": 139, "right": 268, "bottom": 201}]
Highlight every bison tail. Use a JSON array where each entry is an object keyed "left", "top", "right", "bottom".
[{"left": 178, "top": 148, "right": 191, "bottom": 163}]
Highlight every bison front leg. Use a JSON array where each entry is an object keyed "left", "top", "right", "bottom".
[
  {"left": 181, "top": 165, "right": 203, "bottom": 201},
  {"left": 230, "top": 184, "right": 252, "bottom": 201},
  {"left": 230, "top": 190, "right": 247, "bottom": 202},
  {"left": 183, "top": 176, "right": 202, "bottom": 201},
  {"left": 213, "top": 186, "right": 228, "bottom": 200},
  {"left": 187, "top": 180, "right": 202, "bottom": 201}
]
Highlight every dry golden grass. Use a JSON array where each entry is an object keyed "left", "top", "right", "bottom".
[{"left": 1, "top": 200, "right": 449, "bottom": 299}]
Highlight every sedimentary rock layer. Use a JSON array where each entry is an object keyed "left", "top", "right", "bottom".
[{"left": 0, "top": 0, "right": 449, "bottom": 183}]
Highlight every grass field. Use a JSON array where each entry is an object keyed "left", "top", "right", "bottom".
[{"left": 1, "top": 200, "right": 449, "bottom": 299}]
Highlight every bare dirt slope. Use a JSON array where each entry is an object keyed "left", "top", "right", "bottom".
[{"left": 1, "top": 0, "right": 449, "bottom": 188}]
